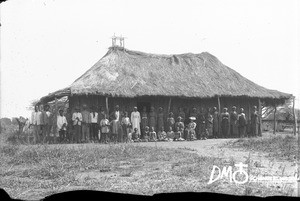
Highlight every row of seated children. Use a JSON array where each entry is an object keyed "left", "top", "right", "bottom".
[
  {"left": 127, "top": 124, "right": 198, "bottom": 142},
  {"left": 98, "top": 115, "right": 199, "bottom": 143}
]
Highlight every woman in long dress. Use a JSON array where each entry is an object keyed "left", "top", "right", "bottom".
[
  {"left": 221, "top": 108, "right": 230, "bottom": 138},
  {"left": 131, "top": 106, "right": 141, "bottom": 136}
]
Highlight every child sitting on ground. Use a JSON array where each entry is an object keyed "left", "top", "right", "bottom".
[
  {"left": 174, "top": 126, "right": 180, "bottom": 141},
  {"left": 131, "top": 128, "right": 141, "bottom": 142},
  {"left": 127, "top": 127, "right": 134, "bottom": 143},
  {"left": 166, "top": 126, "right": 174, "bottom": 141},
  {"left": 149, "top": 127, "right": 157, "bottom": 142},
  {"left": 157, "top": 127, "right": 167, "bottom": 141},
  {"left": 174, "top": 126, "right": 185, "bottom": 141},
  {"left": 179, "top": 127, "right": 185, "bottom": 141},
  {"left": 142, "top": 126, "right": 150, "bottom": 142}
]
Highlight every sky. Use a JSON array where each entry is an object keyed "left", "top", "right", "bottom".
[{"left": 1, "top": 0, "right": 299, "bottom": 119}]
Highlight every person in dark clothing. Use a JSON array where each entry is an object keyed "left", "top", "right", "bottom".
[
  {"left": 230, "top": 106, "right": 238, "bottom": 138},
  {"left": 198, "top": 108, "right": 206, "bottom": 140},
  {"left": 221, "top": 108, "right": 230, "bottom": 138},
  {"left": 212, "top": 107, "right": 219, "bottom": 139},
  {"left": 238, "top": 108, "right": 247, "bottom": 138},
  {"left": 250, "top": 106, "right": 259, "bottom": 137},
  {"left": 206, "top": 108, "right": 213, "bottom": 139}
]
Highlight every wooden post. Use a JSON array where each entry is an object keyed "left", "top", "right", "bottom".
[
  {"left": 292, "top": 96, "right": 297, "bottom": 135},
  {"left": 258, "top": 99, "right": 262, "bottom": 136},
  {"left": 217, "top": 96, "right": 221, "bottom": 137},
  {"left": 168, "top": 97, "right": 172, "bottom": 114},
  {"left": 273, "top": 105, "right": 277, "bottom": 134},
  {"left": 106, "top": 96, "right": 109, "bottom": 116}
]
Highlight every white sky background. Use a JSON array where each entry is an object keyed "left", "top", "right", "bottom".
[{"left": 1, "top": 0, "right": 299, "bottom": 119}]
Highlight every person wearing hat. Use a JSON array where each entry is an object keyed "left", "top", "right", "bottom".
[
  {"left": 221, "top": 108, "right": 230, "bottom": 138},
  {"left": 166, "top": 112, "right": 175, "bottom": 131},
  {"left": 238, "top": 108, "right": 247, "bottom": 138},
  {"left": 57, "top": 109, "right": 68, "bottom": 143},
  {"left": 230, "top": 106, "right": 238, "bottom": 138},
  {"left": 189, "top": 107, "right": 198, "bottom": 120},
  {"left": 212, "top": 107, "right": 219, "bottom": 139},
  {"left": 72, "top": 106, "right": 82, "bottom": 143},
  {"left": 250, "top": 105, "right": 259, "bottom": 137},
  {"left": 131, "top": 106, "right": 141, "bottom": 136}
]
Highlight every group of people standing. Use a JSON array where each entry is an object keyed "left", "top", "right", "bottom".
[{"left": 29, "top": 103, "right": 260, "bottom": 144}]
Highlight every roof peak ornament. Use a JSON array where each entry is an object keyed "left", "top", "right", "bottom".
[{"left": 111, "top": 33, "right": 126, "bottom": 49}]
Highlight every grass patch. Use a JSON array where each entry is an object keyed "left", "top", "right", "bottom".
[
  {"left": 0, "top": 139, "right": 296, "bottom": 199},
  {"left": 227, "top": 134, "right": 298, "bottom": 161}
]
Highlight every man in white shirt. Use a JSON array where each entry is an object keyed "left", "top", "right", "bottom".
[
  {"left": 90, "top": 106, "right": 99, "bottom": 142},
  {"left": 72, "top": 106, "right": 82, "bottom": 143},
  {"left": 57, "top": 109, "right": 67, "bottom": 143},
  {"left": 30, "top": 105, "right": 42, "bottom": 144}
]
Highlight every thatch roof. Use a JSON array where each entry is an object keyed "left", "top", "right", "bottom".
[{"left": 40, "top": 46, "right": 292, "bottom": 102}]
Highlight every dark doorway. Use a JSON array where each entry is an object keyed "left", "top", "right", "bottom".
[{"left": 137, "top": 101, "right": 151, "bottom": 113}]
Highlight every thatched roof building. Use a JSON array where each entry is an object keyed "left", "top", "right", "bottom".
[
  {"left": 40, "top": 46, "right": 292, "bottom": 133},
  {"left": 41, "top": 46, "right": 291, "bottom": 103}
]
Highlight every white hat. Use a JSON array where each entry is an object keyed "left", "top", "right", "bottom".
[{"left": 189, "top": 116, "right": 196, "bottom": 121}]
